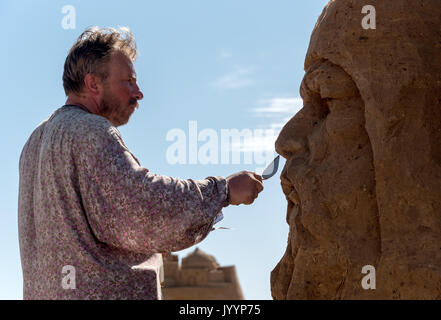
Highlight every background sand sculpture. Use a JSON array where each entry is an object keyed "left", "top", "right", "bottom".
[{"left": 271, "top": 0, "right": 441, "bottom": 299}]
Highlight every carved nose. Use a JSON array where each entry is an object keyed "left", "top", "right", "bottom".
[{"left": 275, "top": 109, "right": 308, "bottom": 159}]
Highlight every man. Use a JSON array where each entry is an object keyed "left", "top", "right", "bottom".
[{"left": 18, "top": 26, "right": 263, "bottom": 300}]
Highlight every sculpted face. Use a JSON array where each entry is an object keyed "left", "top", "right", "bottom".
[
  {"left": 271, "top": 0, "right": 441, "bottom": 300},
  {"left": 272, "top": 59, "right": 380, "bottom": 299},
  {"left": 99, "top": 51, "right": 144, "bottom": 127}
]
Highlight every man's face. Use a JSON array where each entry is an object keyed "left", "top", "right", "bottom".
[
  {"left": 99, "top": 51, "right": 143, "bottom": 127},
  {"left": 273, "top": 59, "right": 379, "bottom": 298}
]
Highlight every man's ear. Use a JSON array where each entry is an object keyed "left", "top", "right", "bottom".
[{"left": 83, "top": 74, "right": 103, "bottom": 96}]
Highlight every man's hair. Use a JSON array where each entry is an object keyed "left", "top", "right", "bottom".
[{"left": 62, "top": 26, "right": 137, "bottom": 96}]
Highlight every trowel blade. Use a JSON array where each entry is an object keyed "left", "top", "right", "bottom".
[{"left": 262, "top": 155, "right": 280, "bottom": 180}]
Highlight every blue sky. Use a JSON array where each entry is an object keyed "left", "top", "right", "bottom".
[{"left": 0, "top": 0, "right": 329, "bottom": 299}]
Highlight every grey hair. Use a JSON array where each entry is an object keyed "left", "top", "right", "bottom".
[{"left": 62, "top": 26, "right": 138, "bottom": 95}]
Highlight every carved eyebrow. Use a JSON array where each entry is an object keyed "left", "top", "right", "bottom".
[{"left": 304, "top": 61, "right": 359, "bottom": 99}]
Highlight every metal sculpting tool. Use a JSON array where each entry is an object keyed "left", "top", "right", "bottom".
[{"left": 262, "top": 155, "right": 280, "bottom": 180}]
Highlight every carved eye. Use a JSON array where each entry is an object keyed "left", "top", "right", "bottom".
[
  {"left": 312, "top": 98, "right": 330, "bottom": 120},
  {"left": 320, "top": 98, "right": 331, "bottom": 116}
]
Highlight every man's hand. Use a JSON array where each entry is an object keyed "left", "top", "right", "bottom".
[{"left": 226, "top": 171, "right": 264, "bottom": 205}]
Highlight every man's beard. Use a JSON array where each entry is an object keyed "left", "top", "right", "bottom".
[{"left": 99, "top": 91, "right": 138, "bottom": 127}]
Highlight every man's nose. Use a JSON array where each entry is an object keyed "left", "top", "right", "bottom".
[{"left": 133, "top": 84, "right": 144, "bottom": 100}]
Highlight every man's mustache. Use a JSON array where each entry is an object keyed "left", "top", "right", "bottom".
[{"left": 129, "top": 98, "right": 139, "bottom": 109}]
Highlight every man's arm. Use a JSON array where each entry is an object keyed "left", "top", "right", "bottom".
[{"left": 74, "top": 124, "right": 228, "bottom": 254}]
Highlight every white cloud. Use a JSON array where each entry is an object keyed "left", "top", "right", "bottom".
[
  {"left": 249, "top": 97, "right": 304, "bottom": 144},
  {"left": 211, "top": 66, "right": 255, "bottom": 90},
  {"left": 219, "top": 49, "right": 232, "bottom": 60},
  {"left": 222, "top": 99, "right": 303, "bottom": 155},
  {"left": 253, "top": 97, "right": 303, "bottom": 114},
  {"left": 229, "top": 129, "right": 278, "bottom": 153}
]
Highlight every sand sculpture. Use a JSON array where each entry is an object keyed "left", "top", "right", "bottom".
[
  {"left": 271, "top": 0, "right": 441, "bottom": 299},
  {"left": 162, "top": 248, "right": 244, "bottom": 299}
]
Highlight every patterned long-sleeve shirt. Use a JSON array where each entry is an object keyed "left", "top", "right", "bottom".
[{"left": 18, "top": 104, "right": 229, "bottom": 300}]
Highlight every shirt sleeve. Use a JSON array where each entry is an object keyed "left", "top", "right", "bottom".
[{"left": 74, "top": 124, "right": 229, "bottom": 254}]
